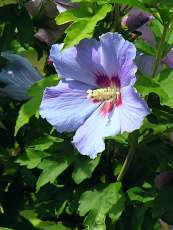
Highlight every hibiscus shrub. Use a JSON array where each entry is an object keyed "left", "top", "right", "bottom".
[{"left": 1, "top": 0, "right": 173, "bottom": 229}]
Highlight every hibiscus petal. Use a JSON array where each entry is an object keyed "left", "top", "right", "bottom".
[
  {"left": 40, "top": 79, "right": 100, "bottom": 133},
  {"left": 135, "top": 53, "right": 162, "bottom": 76},
  {"left": 119, "top": 86, "right": 150, "bottom": 133},
  {"left": 163, "top": 48, "right": 173, "bottom": 68},
  {"left": 0, "top": 52, "right": 41, "bottom": 100},
  {"left": 138, "top": 24, "right": 156, "bottom": 47},
  {"left": 50, "top": 39, "right": 105, "bottom": 86},
  {"left": 100, "top": 32, "right": 137, "bottom": 86},
  {"left": 73, "top": 106, "right": 121, "bottom": 159},
  {"left": 56, "top": 0, "right": 78, "bottom": 13},
  {"left": 122, "top": 8, "right": 153, "bottom": 32}
]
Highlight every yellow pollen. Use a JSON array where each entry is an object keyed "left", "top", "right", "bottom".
[{"left": 87, "top": 87, "right": 120, "bottom": 101}]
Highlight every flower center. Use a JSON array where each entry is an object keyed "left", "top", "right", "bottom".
[{"left": 87, "top": 87, "right": 120, "bottom": 102}]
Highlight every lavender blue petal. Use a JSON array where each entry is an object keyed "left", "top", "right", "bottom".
[
  {"left": 35, "top": 26, "right": 65, "bottom": 45},
  {"left": 50, "top": 39, "right": 105, "bottom": 86},
  {"left": 135, "top": 53, "right": 162, "bottom": 76},
  {"left": 55, "top": 0, "right": 78, "bottom": 12},
  {"left": 163, "top": 48, "right": 173, "bottom": 68},
  {"left": 0, "top": 52, "right": 41, "bottom": 100},
  {"left": 122, "top": 8, "right": 156, "bottom": 47},
  {"left": 40, "top": 79, "right": 100, "bottom": 133},
  {"left": 56, "top": 3, "right": 67, "bottom": 12},
  {"left": 119, "top": 86, "right": 149, "bottom": 133},
  {"left": 99, "top": 32, "right": 137, "bottom": 86},
  {"left": 138, "top": 24, "right": 156, "bottom": 47},
  {"left": 122, "top": 8, "right": 153, "bottom": 31},
  {"left": 51, "top": 33, "right": 137, "bottom": 87},
  {"left": 73, "top": 106, "right": 121, "bottom": 159}
]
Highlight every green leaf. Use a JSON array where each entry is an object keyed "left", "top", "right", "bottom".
[
  {"left": 20, "top": 210, "right": 41, "bottom": 227},
  {"left": 0, "top": 23, "right": 15, "bottom": 51},
  {"left": 15, "top": 75, "right": 58, "bottom": 136},
  {"left": 150, "top": 19, "right": 163, "bottom": 42},
  {"left": 0, "top": 120, "right": 6, "bottom": 130},
  {"left": 72, "top": 154, "right": 100, "bottom": 184},
  {"left": 142, "top": 120, "right": 173, "bottom": 137},
  {"left": 71, "top": 0, "right": 152, "bottom": 11},
  {"left": 152, "top": 185, "right": 173, "bottom": 220},
  {"left": 158, "top": 69, "right": 173, "bottom": 108},
  {"left": 16, "top": 149, "right": 48, "bottom": 169},
  {"left": 29, "top": 135, "right": 63, "bottom": 152},
  {"left": 135, "top": 75, "right": 168, "bottom": 105},
  {"left": 0, "top": 0, "right": 17, "bottom": 7},
  {"left": 128, "top": 187, "right": 155, "bottom": 204},
  {"left": 20, "top": 210, "right": 68, "bottom": 230},
  {"left": 83, "top": 210, "right": 107, "bottom": 230},
  {"left": 109, "top": 195, "right": 125, "bottom": 223},
  {"left": 63, "top": 4, "right": 112, "bottom": 48},
  {"left": 56, "top": 8, "right": 91, "bottom": 25},
  {"left": 0, "top": 228, "right": 13, "bottom": 230},
  {"left": 16, "top": 135, "right": 63, "bottom": 169},
  {"left": 131, "top": 203, "right": 153, "bottom": 230},
  {"left": 36, "top": 151, "right": 75, "bottom": 191},
  {"left": 128, "top": 187, "right": 145, "bottom": 203},
  {"left": 108, "top": 132, "right": 129, "bottom": 146},
  {"left": 136, "top": 69, "right": 173, "bottom": 108},
  {"left": 15, "top": 8, "right": 34, "bottom": 45},
  {"left": 78, "top": 182, "right": 125, "bottom": 229},
  {"left": 155, "top": 0, "right": 173, "bottom": 5},
  {"left": 38, "top": 223, "right": 68, "bottom": 230}
]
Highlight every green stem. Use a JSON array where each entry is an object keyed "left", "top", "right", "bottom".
[
  {"left": 117, "top": 131, "right": 138, "bottom": 182},
  {"left": 117, "top": 144, "right": 135, "bottom": 181},
  {"left": 151, "top": 22, "right": 170, "bottom": 78}
]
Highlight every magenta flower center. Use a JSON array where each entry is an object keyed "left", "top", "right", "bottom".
[{"left": 85, "top": 73, "right": 122, "bottom": 115}]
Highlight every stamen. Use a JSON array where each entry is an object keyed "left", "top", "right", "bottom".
[{"left": 87, "top": 87, "right": 120, "bottom": 102}]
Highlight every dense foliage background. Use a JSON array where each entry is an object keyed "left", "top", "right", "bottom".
[{"left": 1, "top": 0, "right": 173, "bottom": 229}]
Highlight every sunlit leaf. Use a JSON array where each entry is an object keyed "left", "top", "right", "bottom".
[
  {"left": 15, "top": 75, "right": 58, "bottom": 136},
  {"left": 72, "top": 154, "right": 100, "bottom": 184},
  {"left": 63, "top": 4, "right": 112, "bottom": 48},
  {"left": 36, "top": 151, "right": 75, "bottom": 191},
  {"left": 78, "top": 182, "right": 125, "bottom": 229}
]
